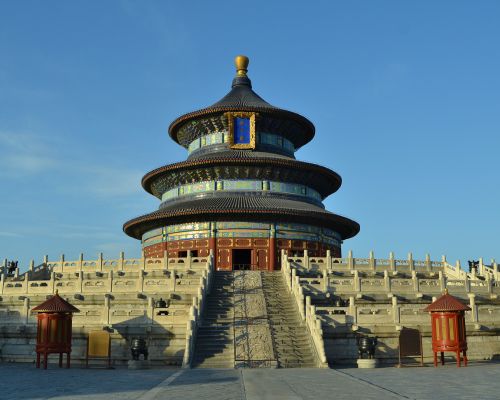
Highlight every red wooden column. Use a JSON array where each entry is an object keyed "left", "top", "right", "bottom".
[
  {"left": 424, "top": 289, "right": 470, "bottom": 367},
  {"left": 269, "top": 224, "right": 276, "bottom": 271},
  {"left": 209, "top": 222, "right": 217, "bottom": 269},
  {"left": 32, "top": 291, "right": 79, "bottom": 369}
]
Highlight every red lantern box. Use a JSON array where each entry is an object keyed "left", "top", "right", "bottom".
[
  {"left": 32, "top": 291, "right": 79, "bottom": 369},
  {"left": 424, "top": 289, "right": 470, "bottom": 367}
]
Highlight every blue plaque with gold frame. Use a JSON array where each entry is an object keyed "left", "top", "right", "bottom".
[{"left": 225, "top": 112, "right": 256, "bottom": 149}]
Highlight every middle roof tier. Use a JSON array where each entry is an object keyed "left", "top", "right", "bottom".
[{"left": 142, "top": 156, "right": 342, "bottom": 200}]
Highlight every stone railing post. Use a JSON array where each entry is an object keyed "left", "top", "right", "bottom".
[
  {"left": 326, "top": 249, "right": 332, "bottom": 272},
  {"left": 304, "top": 249, "right": 309, "bottom": 270},
  {"left": 389, "top": 252, "right": 396, "bottom": 273},
  {"left": 138, "top": 269, "right": 145, "bottom": 292},
  {"left": 468, "top": 293, "right": 478, "bottom": 324},
  {"left": 470, "top": 264, "right": 477, "bottom": 280},
  {"left": 464, "top": 274, "right": 471, "bottom": 293},
  {"left": 98, "top": 252, "right": 103, "bottom": 272},
  {"left": 24, "top": 272, "right": 29, "bottom": 294},
  {"left": 348, "top": 250, "right": 354, "bottom": 271},
  {"left": 147, "top": 296, "right": 154, "bottom": 320},
  {"left": 493, "top": 260, "right": 499, "bottom": 282},
  {"left": 353, "top": 270, "right": 361, "bottom": 293},
  {"left": 108, "top": 270, "right": 113, "bottom": 293},
  {"left": 425, "top": 253, "right": 432, "bottom": 272},
  {"left": 119, "top": 251, "right": 125, "bottom": 271},
  {"left": 412, "top": 270, "right": 419, "bottom": 292},
  {"left": 408, "top": 252, "right": 414, "bottom": 272},
  {"left": 29, "top": 259, "right": 35, "bottom": 274},
  {"left": 384, "top": 270, "right": 391, "bottom": 293},
  {"left": 0, "top": 273, "right": 4, "bottom": 295},
  {"left": 369, "top": 250, "right": 375, "bottom": 270},
  {"left": 487, "top": 279, "right": 493, "bottom": 297},
  {"left": 298, "top": 285, "right": 305, "bottom": 320},
  {"left": 322, "top": 269, "right": 328, "bottom": 292},
  {"left": 50, "top": 271, "right": 56, "bottom": 294},
  {"left": 392, "top": 296, "right": 400, "bottom": 326},
  {"left": 172, "top": 269, "right": 177, "bottom": 292},
  {"left": 438, "top": 271, "right": 446, "bottom": 292},
  {"left": 103, "top": 294, "right": 111, "bottom": 325},
  {"left": 23, "top": 297, "right": 30, "bottom": 324},
  {"left": 78, "top": 269, "right": 83, "bottom": 293},
  {"left": 348, "top": 296, "right": 357, "bottom": 329},
  {"left": 478, "top": 257, "right": 485, "bottom": 277}
]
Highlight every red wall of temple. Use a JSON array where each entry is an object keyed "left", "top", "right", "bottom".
[{"left": 143, "top": 237, "right": 341, "bottom": 271}]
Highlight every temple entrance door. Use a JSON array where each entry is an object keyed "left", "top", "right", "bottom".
[
  {"left": 232, "top": 249, "right": 251, "bottom": 270},
  {"left": 255, "top": 249, "right": 268, "bottom": 271},
  {"left": 217, "top": 249, "right": 231, "bottom": 271}
]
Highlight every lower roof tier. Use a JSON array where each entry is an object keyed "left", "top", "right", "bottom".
[{"left": 123, "top": 196, "right": 360, "bottom": 240}]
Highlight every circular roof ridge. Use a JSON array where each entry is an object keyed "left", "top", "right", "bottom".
[
  {"left": 123, "top": 197, "right": 359, "bottom": 240},
  {"left": 141, "top": 157, "right": 342, "bottom": 196}
]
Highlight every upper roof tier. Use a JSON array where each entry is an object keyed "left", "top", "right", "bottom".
[{"left": 168, "top": 56, "right": 315, "bottom": 149}]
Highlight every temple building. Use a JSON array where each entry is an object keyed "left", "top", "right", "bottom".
[
  {"left": 1, "top": 56, "right": 500, "bottom": 368},
  {"left": 123, "top": 56, "right": 360, "bottom": 270}
]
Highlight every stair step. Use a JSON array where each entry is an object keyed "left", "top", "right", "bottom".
[{"left": 193, "top": 272, "right": 318, "bottom": 369}]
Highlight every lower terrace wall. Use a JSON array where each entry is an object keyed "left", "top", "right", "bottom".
[
  {"left": 283, "top": 251, "right": 500, "bottom": 365},
  {"left": 0, "top": 255, "right": 212, "bottom": 366}
]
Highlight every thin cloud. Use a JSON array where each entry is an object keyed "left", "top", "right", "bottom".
[
  {"left": 76, "top": 165, "right": 143, "bottom": 198},
  {"left": 0, "top": 131, "right": 58, "bottom": 175},
  {"left": 0, "top": 231, "right": 23, "bottom": 238},
  {"left": 0, "top": 130, "right": 143, "bottom": 198}
]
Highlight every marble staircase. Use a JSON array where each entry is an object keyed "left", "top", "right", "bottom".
[
  {"left": 261, "top": 272, "right": 317, "bottom": 368},
  {"left": 192, "top": 271, "right": 235, "bottom": 368}
]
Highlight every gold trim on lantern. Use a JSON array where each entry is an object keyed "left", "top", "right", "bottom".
[{"left": 225, "top": 112, "right": 256, "bottom": 149}]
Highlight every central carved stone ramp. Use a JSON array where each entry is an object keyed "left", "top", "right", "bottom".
[
  {"left": 261, "top": 272, "right": 317, "bottom": 368},
  {"left": 192, "top": 271, "right": 235, "bottom": 368}
]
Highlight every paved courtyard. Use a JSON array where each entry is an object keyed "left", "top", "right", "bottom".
[{"left": 0, "top": 362, "right": 499, "bottom": 400}]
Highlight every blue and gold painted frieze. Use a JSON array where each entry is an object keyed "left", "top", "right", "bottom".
[
  {"left": 165, "top": 222, "right": 210, "bottom": 233},
  {"left": 187, "top": 131, "right": 295, "bottom": 155},
  {"left": 161, "top": 180, "right": 322, "bottom": 203},
  {"left": 217, "top": 231, "right": 268, "bottom": 238},
  {"left": 142, "top": 221, "right": 341, "bottom": 249},
  {"left": 216, "top": 222, "right": 270, "bottom": 230}
]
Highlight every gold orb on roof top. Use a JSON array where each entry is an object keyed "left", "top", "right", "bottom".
[{"left": 235, "top": 55, "right": 249, "bottom": 76}]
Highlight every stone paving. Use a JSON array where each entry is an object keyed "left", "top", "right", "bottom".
[{"left": 1, "top": 362, "right": 499, "bottom": 400}]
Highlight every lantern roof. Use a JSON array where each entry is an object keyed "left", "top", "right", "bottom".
[
  {"left": 32, "top": 291, "right": 80, "bottom": 313},
  {"left": 424, "top": 290, "right": 471, "bottom": 312},
  {"left": 168, "top": 55, "right": 315, "bottom": 149}
]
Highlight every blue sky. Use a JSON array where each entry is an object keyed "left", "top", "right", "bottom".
[{"left": 1, "top": 1, "right": 499, "bottom": 269}]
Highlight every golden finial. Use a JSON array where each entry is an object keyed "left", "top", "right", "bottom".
[
  {"left": 235, "top": 55, "right": 249, "bottom": 77},
  {"left": 444, "top": 288, "right": 449, "bottom": 295},
  {"left": 55, "top": 289, "right": 59, "bottom": 295}
]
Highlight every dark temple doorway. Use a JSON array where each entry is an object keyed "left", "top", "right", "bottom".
[{"left": 232, "top": 249, "right": 252, "bottom": 270}]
